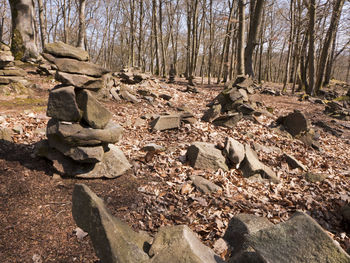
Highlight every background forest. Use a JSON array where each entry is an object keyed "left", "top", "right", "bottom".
[{"left": 0, "top": 0, "right": 349, "bottom": 91}]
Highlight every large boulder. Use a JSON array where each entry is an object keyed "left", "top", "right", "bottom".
[
  {"left": 223, "top": 137, "right": 245, "bottom": 168},
  {"left": 46, "top": 85, "right": 82, "bottom": 122},
  {"left": 47, "top": 119, "right": 123, "bottom": 146},
  {"left": 54, "top": 58, "right": 109, "bottom": 77},
  {"left": 76, "top": 90, "right": 112, "bottom": 129},
  {"left": 241, "top": 145, "right": 279, "bottom": 183},
  {"left": 247, "top": 212, "right": 350, "bottom": 263},
  {"left": 150, "top": 115, "right": 181, "bottom": 131},
  {"left": 224, "top": 213, "right": 273, "bottom": 263},
  {"left": 72, "top": 184, "right": 151, "bottom": 263},
  {"left": 186, "top": 142, "right": 228, "bottom": 171},
  {"left": 44, "top": 41, "right": 89, "bottom": 61},
  {"left": 149, "top": 225, "right": 225, "bottom": 263}
]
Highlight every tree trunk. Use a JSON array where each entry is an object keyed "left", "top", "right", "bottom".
[
  {"left": 138, "top": 0, "right": 143, "bottom": 68},
  {"left": 244, "top": 0, "right": 264, "bottom": 77},
  {"left": 237, "top": 0, "right": 245, "bottom": 76},
  {"left": 306, "top": 0, "right": 315, "bottom": 95},
  {"left": 208, "top": 0, "right": 213, "bottom": 84},
  {"left": 314, "top": 0, "right": 345, "bottom": 94},
  {"left": 77, "top": 0, "right": 86, "bottom": 49},
  {"left": 158, "top": 0, "right": 166, "bottom": 77},
  {"left": 37, "top": 0, "right": 46, "bottom": 49},
  {"left": 282, "top": 0, "right": 294, "bottom": 93},
  {"left": 9, "top": 0, "right": 39, "bottom": 60}
]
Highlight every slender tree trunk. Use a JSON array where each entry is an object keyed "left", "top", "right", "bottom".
[
  {"left": 306, "top": 0, "right": 316, "bottom": 95},
  {"left": 315, "top": 0, "right": 345, "bottom": 94},
  {"left": 9, "top": 0, "right": 39, "bottom": 60},
  {"left": 77, "top": 0, "right": 86, "bottom": 49},
  {"left": 152, "top": 0, "right": 160, "bottom": 74},
  {"left": 37, "top": 0, "right": 46, "bottom": 49},
  {"left": 324, "top": 34, "right": 337, "bottom": 86},
  {"left": 208, "top": 0, "right": 213, "bottom": 84},
  {"left": 237, "top": 0, "right": 245, "bottom": 75},
  {"left": 158, "top": 0, "right": 166, "bottom": 77},
  {"left": 138, "top": 0, "right": 143, "bottom": 68},
  {"left": 244, "top": 0, "right": 264, "bottom": 77},
  {"left": 282, "top": 0, "right": 294, "bottom": 93}
]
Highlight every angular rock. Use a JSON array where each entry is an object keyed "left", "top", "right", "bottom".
[
  {"left": 303, "top": 172, "right": 327, "bottom": 183},
  {"left": 110, "top": 87, "right": 121, "bottom": 101},
  {"left": 241, "top": 145, "right": 279, "bottom": 183},
  {"left": 150, "top": 115, "right": 180, "bottom": 131},
  {"left": 44, "top": 41, "right": 89, "bottom": 61},
  {"left": 284, "top": 153, "right": 307, "bottom": 171},
  {"left": 186, "top": 142, "right": 228, "bottom": 171},
  {"left": 224, "top": 213, "right": 273, "bottom": 257},
  {"left": 39, "top": 142, "right": 131, "bottom": 178},
  {"left": 0, "top": 42, "right": 10, "bottom": 52},
  {"left": 0, "top": 69, "right": 27, "bottom": 76},
  {"left": 41, "top": 52, "right": 57, "bottom": 64},
  {"left": 149, "top": 225, "right": 225, "bottom": 263},
  {"left": 189, "top": 174, "right": 222, "bottom": 194},
  {"left": 238, "top": 89, "right": 249, "bottom": 102},
  {"left": 141, "top": 143, "right": 165, "bottom": 152},
  {"left": 201, "top": 104, "right": 222, "bottom": 122},
  {"left": 120, "top": 89, "right": 140, "bottom": 103},
  {"left": 72, "top": 184, "right": 151, "bottom": 263},
  {"left": 55, "top": 71, "right": 100, "bottom": 88},
  {"left": 0, "top": 76, "right": 29, "bottom": 85},
  {"left": 237, "top": 104, "right": 255, "bottom": 115},
  {"left": 48, "top": 136, "right": 104, "bottom": 163},
  {"left": 247, "top": 211, "right": 350, "bottom": 263},
  {"left": 47, "top": 119, "right": 123, "bottom": 146},
  {"left": 47, "top": 85, "right": 82, "bottom": 122},
  {"left": 212, "top": 113, "right": 243, "bottom": 128},
  {"left": 341, "top": 204, "right": 350, "bottom": 225},
  {"left": 0, "top": 51, "right": 14, "bottom": 62},
  {"left": 277, "top": 110, "right": 309, "bottom": 137},
  {"left": 0, "top": 127, "right": 13, "bottom": 142},
  {"left": 55, "top": 58, "right": 109, "bottom": 77},
  {"left": 159, "top": 94, "right": 172, "bottom": 101},
  {"left": 76, "top": 90, "right": 112, "bottom": 129},
  {"left": 223, "top": 137, "right": 245, "bottom": 168}
]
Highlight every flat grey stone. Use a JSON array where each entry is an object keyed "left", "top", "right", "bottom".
[
  {"left": 47, "top": 119, "right": 123, "bottom": 146},
  {"left": 54, "top": 58, "right": 109, "bottom": 77},
  {"left": 189, "top": 174, "right": 222, "bottom": 194},
  {"left": 55, "top": 71, "right": 100, "bottom": 88},
  {"left": 72, "top": 184, "right": 151, "bottom": 263},
  {"left": 44, "top": 41, "right": 89, "bottom": 61},
  {"left": 186, "top": 142, "right": 228, "bottom": 171},
  {"left": 247, "top": 212, "right": 350, "bottom": 263},
  {"left": 150, "top": 115, "right": 181, "bottom": 131},
  {"left": 46, "top": 85, "right": 82, "bottom": 122}
]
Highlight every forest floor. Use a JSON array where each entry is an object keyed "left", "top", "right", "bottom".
[{"left": 0, "top": 68, "right": 349, "bottom": 262}]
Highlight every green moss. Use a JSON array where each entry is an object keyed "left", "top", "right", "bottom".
[
  {"left": 334, "top": 96, "right": 350, "bottom": 102},
  {"left": 0, "top": 97, "right": 46, "bottom": 107},
  {"left": 11, "top": 29, "right": 25, "bottom": 60}
]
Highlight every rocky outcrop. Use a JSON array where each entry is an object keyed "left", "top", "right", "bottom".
[
  {"left": 201, "top": 76, "right": 258, "bottom": 128},
  {"left": 72, "top": 184, "right": 224, "bottom": 263},
  {"left": 44, "top": 41, "right": 89, "bottom": 61}
]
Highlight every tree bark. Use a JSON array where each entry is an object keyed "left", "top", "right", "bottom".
[
  {"left": 306, "top": 0, "right": 315, "bottom": 95},
  {"left": 77, "top": 0, "right": 86, "bottom": 49},
  {"left": 282, "top": 0, "right": 294, "bottom": 93},
  {"left": 314, "top": 0, "right": 345, "bottom": 94},
  {"left": 37, "top": 0, "right": 46, "bottom": 49},
  {"left": 9, "top": 0, "right": 39, "bottom": 60},
  {"left": 237, "top": 0, "right": 245, "bottom": 76},
  {"left": 244, "top": 0, "right": 264, "bottom": 77}
]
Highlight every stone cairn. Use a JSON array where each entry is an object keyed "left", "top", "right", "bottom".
[
  {"left": 201, "top": 75, "right": 258, "bottom": 128},
  {"left": 0, "top": 42, "right": 29, "bottom": 93},
  {"left": 36, "top": 41, "right": 131, "bottom": 178}
]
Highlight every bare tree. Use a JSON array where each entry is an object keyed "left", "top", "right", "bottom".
[
  {"left": 237, "top": 0, "right": 245, "bottom": 75},
  {"left": 77, "top": 0, "right": 86, "bottom": 49}
]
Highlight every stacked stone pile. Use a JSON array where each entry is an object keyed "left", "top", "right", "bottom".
[
  {"left": 201, "top": 76, "right": 258, "bottom": 128},
  {"left": 0, "top": 42, "right": 29, "bottom": 91},
  {"left": 36, "top": 42, "right": 131, "bottom": 178}
]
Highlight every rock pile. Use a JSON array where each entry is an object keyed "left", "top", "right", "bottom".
[
  {"left": 324, "top": 100, "right": 350, "bottom": 121},
  {"left": 0, "top": 42, "right": 28, "bottom": 93},
  {"left": 72, "top": 184, "right": 350, "bottom": 263},
  {"left": 202, "top": 76, "right": 257, "bottom": 128},
  {"left": 186, "top": 137, "right": 279, "bottom": 183},
  {"left": 36, "top": 42, "right": 131, "bottom": 178}
]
